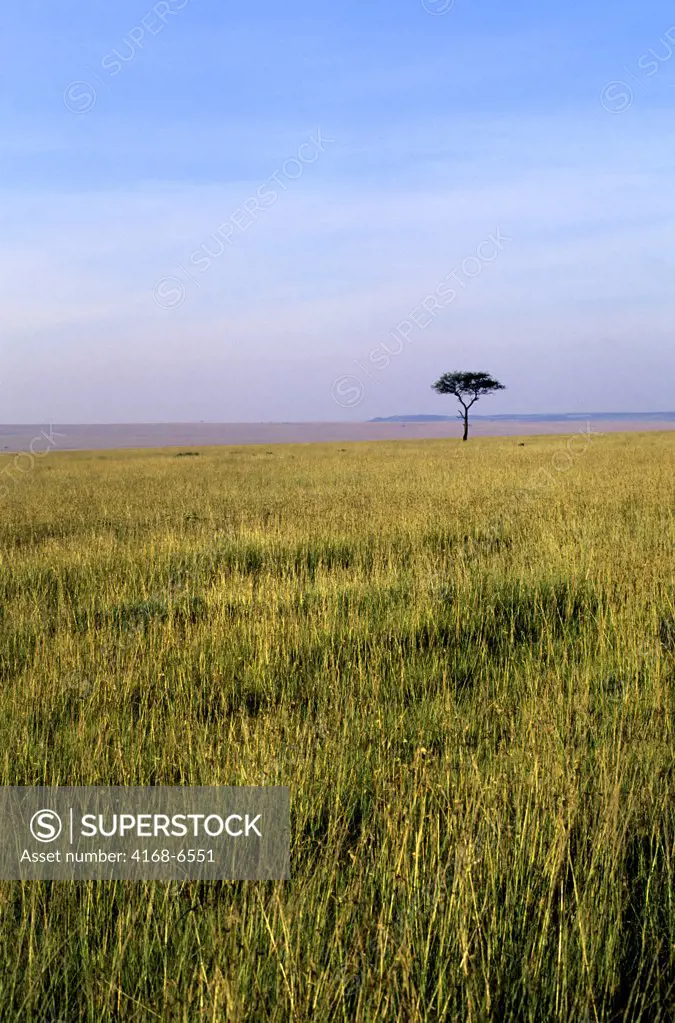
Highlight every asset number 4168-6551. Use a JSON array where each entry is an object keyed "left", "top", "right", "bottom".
[{"left": 131, "top": 849, "right": 215, "bottom": 863}]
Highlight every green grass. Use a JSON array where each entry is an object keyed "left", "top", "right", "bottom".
[{"left": 0, "top": 432, "right": 673, "bottom": 1021}]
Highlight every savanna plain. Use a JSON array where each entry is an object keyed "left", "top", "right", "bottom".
[{"left": 0, "top": 431, "right": 673, "bottom": 1022}]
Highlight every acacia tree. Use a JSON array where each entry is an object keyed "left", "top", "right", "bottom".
[{"left": 432, "top": 371, "right": 505, "bottom": 441}]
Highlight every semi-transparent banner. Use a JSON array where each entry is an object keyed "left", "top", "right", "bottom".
[{"left": 0, "top": 787, "right": 290, "bottom": 880}]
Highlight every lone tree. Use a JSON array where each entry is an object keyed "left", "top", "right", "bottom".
[{"left": 432, "top": 371, "right": 505, "bottom": 441}]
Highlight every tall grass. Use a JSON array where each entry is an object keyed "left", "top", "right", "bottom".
[{"left": 0, "top": 432, "right": 672, "bottom": 1020}]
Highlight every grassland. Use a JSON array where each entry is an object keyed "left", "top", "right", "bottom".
[{"left": 0, "top": 430, "right": 673, "bottom": 1021}]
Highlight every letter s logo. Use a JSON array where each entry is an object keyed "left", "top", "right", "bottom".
[
  {"left": 30, "top": 810, "right": 63, "bottom": 843},
  {"left": 331, "top": 375, "right": 364, "bottom": 408}
]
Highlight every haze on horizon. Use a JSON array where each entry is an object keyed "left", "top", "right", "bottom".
[{"left": 2, "top": 1, "right": 674, "bottom": 425}]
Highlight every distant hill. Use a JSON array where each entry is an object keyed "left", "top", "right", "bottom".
[
  {"left": 371, "top": 412, "right": 675, "bottom": 423},
  {"left": 371, "top": 415, "right": 454, "bottom": 422}
]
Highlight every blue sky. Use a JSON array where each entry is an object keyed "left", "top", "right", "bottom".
[{"left": 2, "top": 0, "right": 674, "bottom": 421}]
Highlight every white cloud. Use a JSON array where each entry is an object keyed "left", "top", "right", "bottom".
[{"left": 2, "top": 110, "right": 674, "bottom": 419}]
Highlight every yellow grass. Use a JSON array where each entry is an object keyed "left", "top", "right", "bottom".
[{"left": 0, "top": 430, "right": 673, "bottom": 1020}]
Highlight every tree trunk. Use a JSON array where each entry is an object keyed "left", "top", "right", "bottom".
[{"left": 462, "top": 409, "right": 469, "bottom": 441}]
